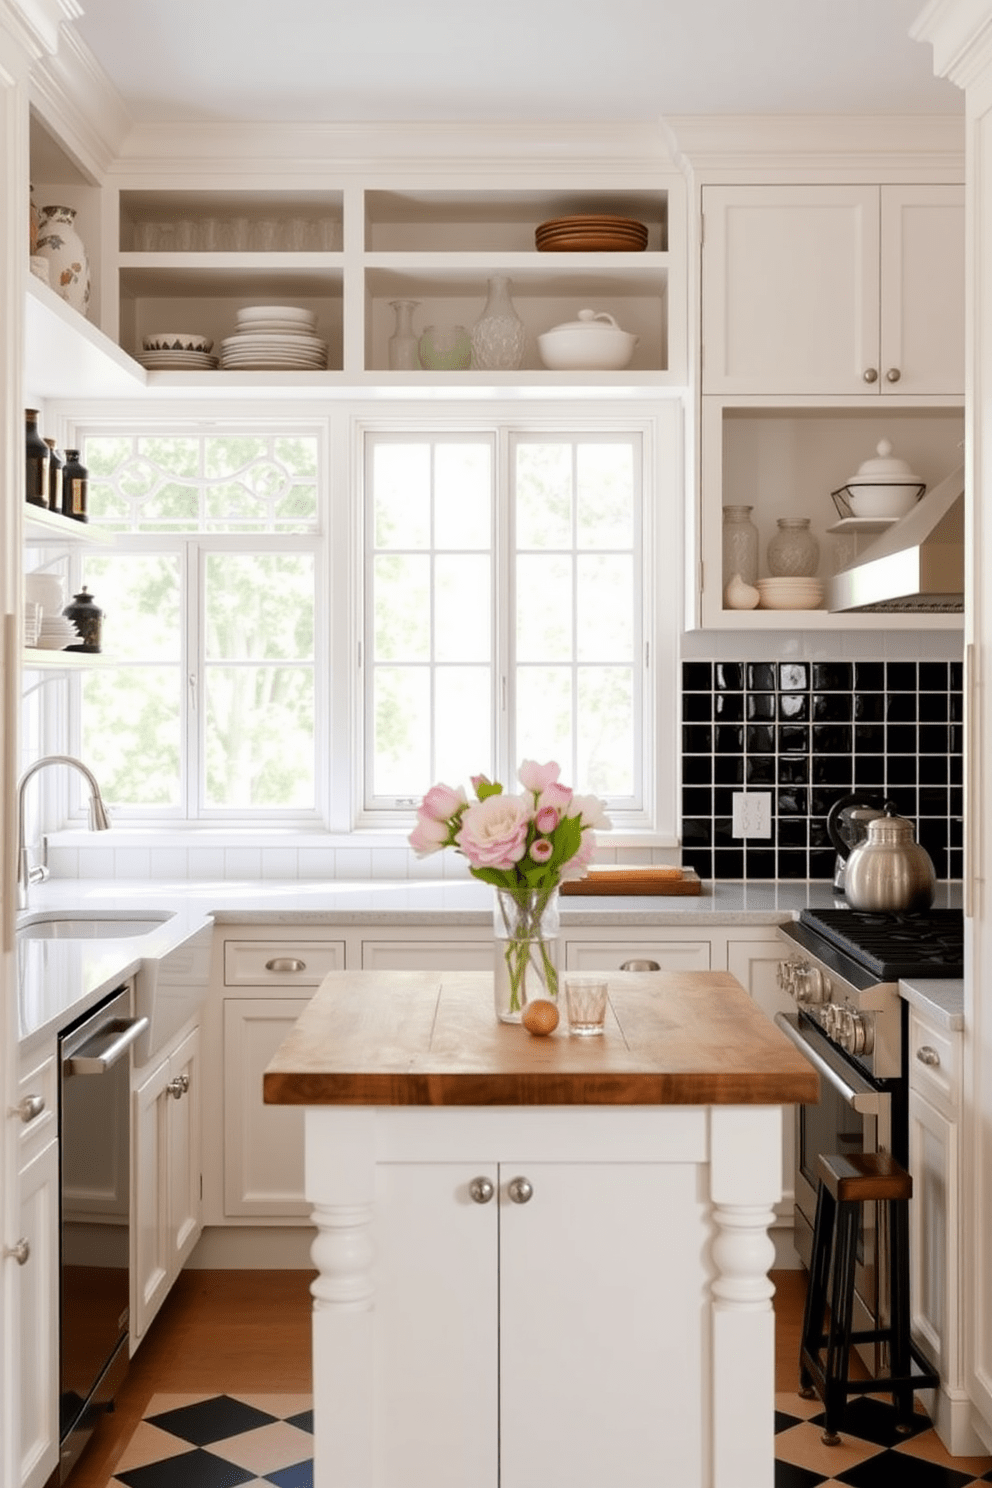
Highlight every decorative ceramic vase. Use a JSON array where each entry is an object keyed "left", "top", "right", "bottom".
[
  {"left": 35, "top": 205, "right": 91, "bottom": 317},
  {"left": 418, "top": 324, "right": 472, "bottom": 371},
  {"left": 722, "top": 505, "right": 759, "bottom": 587},
  {"left": 767, "top": 517, "right": 820, "bottom": 577},
  {"left": 471, "top": 274, "right": 526, "bottom": 370},
  {"left": 492, "top": 887, "right": 560, "bottom": 1023},
  {"left": 63, "top": 587, "right": 103, "bottom": 653},
  {"left": 723, "top": 572, "right": 760, "bottom": 610},
  {"left": 387, "top": 299, "right": 421, "bottom": 370}
]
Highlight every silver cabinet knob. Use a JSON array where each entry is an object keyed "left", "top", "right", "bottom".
[
  {"left": 863, "top": 367, "right": 879, "bottom": 383},
  {"left": 507, "top": 1176, "right": 533, "bottom": 1205},
  {"left": 16, "top": 1094, "right": 45, "bottom": 1123},
  {"left": 265, "top": 957, "right": 306, "bottom": 973},
  {"left": 885, "top": 367, "right": 901, "bottom": 383},
  {"left": 917, "top": 1045, "right": 941, "bottom": 1067},
  {"left": 5, "top": 1238, "right": 30, "bottom": 1265},
  {"left": 620, "top": 960, "right": 660, "bottom": 971},
  {"left": 167, "top": 1073, "right": 190, "bottom": 1099},
  {"left": 469, "top": 1176, "right": 494, "bottom": 1205}
]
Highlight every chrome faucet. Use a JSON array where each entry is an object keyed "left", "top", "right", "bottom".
[{"left": 16, "top": 754, "right": 112, "bottom": 910}]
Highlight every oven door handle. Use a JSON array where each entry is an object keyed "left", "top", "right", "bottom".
[
  {"left": 774, "top": 1012, "right": 887, "bottom": 1115},
  {"left": 65, "top": 1015, "right": 149, "bottom": 1075}
]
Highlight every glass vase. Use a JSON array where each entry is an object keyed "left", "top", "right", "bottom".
[
  {"left": 471, "top": 274, "right": 526, "bottom": 370},
  {"left": 492, "top": 887, "right": 560, "bottom": 1023},
  {"left": 722, "top": 504, "right": 759, "bottom": 587},
  {"left": 418, "top": 324, "right": 472, "bottom": 370},
  {"left": 387, "top": 298, "right": 420, "bottom": 370},
  {"left": 767, "top": 517, "right": 820, "bottom": 577}
]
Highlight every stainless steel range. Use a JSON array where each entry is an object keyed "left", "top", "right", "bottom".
[{"left": 774, "top": 906, "right": 964, "bottom": 1372}]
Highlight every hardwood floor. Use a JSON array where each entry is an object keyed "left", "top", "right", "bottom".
[{"left": 69, "top": 1270, "right": 315, "bottom": 1488}]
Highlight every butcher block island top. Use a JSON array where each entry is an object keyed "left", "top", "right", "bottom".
[{"left": 263, "top": 967, "right": 818, "bottom": 1108}]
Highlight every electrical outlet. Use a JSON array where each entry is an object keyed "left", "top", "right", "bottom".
[{"left": 732, "top": 791, "right": 772, "bottom": 839}]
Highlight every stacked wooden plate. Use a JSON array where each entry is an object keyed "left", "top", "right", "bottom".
[{"left": 535, "top": 215, "right": 649, "bottom": 253}]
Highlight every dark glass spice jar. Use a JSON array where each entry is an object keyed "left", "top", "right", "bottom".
[
  {"left": 44, "top": 439, "right": 63, "bottom": 516},
  {"left": 63, "top": 587, "right": 102, "bottom": 653},
  {"left": 61, "top": 448, "right": 89, "bottom": 522},
  {"left": 25, "top": 409, "right": 50, "bottom": 509}
]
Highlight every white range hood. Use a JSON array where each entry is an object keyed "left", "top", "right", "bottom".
[{"left": 828, "top": 465, "right": 965, "bottom": 613}]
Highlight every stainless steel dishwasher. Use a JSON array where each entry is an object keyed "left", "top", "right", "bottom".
[{"left": 58, "top": 985, "right": 147, "bottom": 1482}]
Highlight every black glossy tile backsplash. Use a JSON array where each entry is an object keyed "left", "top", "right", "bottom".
[{"left": 681, "top": 660, "right": 963, "bottom": 882}]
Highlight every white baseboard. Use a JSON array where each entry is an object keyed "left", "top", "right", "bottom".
[{"left": 186, "top": 1224, "right": 316, "bottom": 1270}]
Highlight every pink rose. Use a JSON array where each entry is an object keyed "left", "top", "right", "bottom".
[
  {"left": 408, "top": 812, "right": 451, "bottom": 856},
  {"left": 456, "top": 793, "right": 530, "bottom": 870},
  {"left": 558, "top": 833, "right": 597, "bottom": 881},
  {"left": 422, "top": 782, "right": 467, "bottom": 821},
  {"left": 518, "top": 759, "right": 561, "bottom": 794},
  {"left": 529, "top": 837, "right": 554, "bottom": 863},
  {"left": 567, "top": 793, "right": 612, "bottom": 831},
  {"left": 535, "top": 805, "right": 559, "bottom": 834}
]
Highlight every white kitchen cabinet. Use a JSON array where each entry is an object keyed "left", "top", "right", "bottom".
[
  {"left": 701, "top": 184, "right": 963, "bottom": 397},
  {"left": 15, "top": 1052, "right": 58, "bottom": 1488},
  {"left": 697, "top": 398, "right": 964, "bottom": 630},
  {"left": 564, "top": 935, "right": 711, "bottom": 970},
  {"left": 906, "top": 1002, "right": 981, "bottom": 1455},
  {"left": 132, "top": 1024, "right": 202, "bottom": 1343},
  {"left": 362, "top": 1133, "right": 708, "bottom": 1488},
  {"left": 360, "top": 937, "right": 492, "bottom": 969},
  {"left": 222, "top": 997, "right": 312, "bottom": 1219}
]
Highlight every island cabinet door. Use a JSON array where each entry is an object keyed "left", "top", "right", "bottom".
[{"left": 499, "top": 1162, "right": 707, "bottom": 1488}]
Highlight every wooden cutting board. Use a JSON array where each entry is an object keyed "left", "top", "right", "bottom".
[{"left": 560, "top": 865, "right": 702, "bottom": 896}]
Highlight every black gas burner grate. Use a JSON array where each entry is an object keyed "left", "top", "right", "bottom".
[{"left": 799, "top": 907, "right": 964, "bottom": 979}]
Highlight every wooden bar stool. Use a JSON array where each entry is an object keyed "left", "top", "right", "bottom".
[{"left": 798, "top": 1151, "right": 939, "bottom": 1445}]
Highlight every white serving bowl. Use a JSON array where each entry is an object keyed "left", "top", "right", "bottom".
[
  {"left": 143, "top": 332, "right": 213, "bottom": 353},
  {"left": 537, "top": 310, "right": 638, "bottom": 371},
  {"left": 847, "top": 484, "right": 922, "bottom": 519}
]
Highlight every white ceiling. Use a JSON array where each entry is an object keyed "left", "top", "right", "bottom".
[{"left": 69, "top": 0, "right": 961, "bottom": 126}]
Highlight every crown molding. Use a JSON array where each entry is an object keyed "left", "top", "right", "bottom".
[
  {"left": 912, "top": 0, "right": 992, "bottom": 92},
  {"left": 0, "top": 0, "right": 77, "bottom": 78},
  {"left": 29, "top": 20, "right": 131, "bottom": 178},
  {"left": 106, "top": 117, "right": 683, "bottom": 178},
  {"left": 666, "top": 113, "right": 965, "bottom": 181}
]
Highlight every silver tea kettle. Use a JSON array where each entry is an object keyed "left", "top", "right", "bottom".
[
  {"left": 826, "top": 792, "right": 887, "bottom": 893},
  {"left": 843, "top": 802, "right": 937, "bottom": 914}
]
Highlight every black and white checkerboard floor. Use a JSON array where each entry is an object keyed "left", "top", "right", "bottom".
[
  {"left": 104, "top": 1389, "right": 992, "bottom": 1488},
  {"left": 774, "top": 1391, "right": 992, "bottom": 1486},
  {"left": 108, "top": 1394, "right": 313, "bottom": 1488}
]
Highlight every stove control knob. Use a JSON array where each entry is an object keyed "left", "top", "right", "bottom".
[
  {"left": 776, "top": 959, "right": 800, "bottom": 995},
  {"left": 837, "top": 1008, "right": 874, "bottom": 1057},
  {"left": 801, "top": 967, "right": 832, "bottom": 1005},
  {"left": 821, "top": 1003, "right": 841, "bottom": 1038}
]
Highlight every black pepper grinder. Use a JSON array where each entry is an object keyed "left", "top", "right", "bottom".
[
  {"left": 63, "top": 586, "right": 102, "bottom": 653},
  {"left": 44, "top": 439, "right": 63, "bottom": 516},
  {"left": 25, "top": 409, "right": 50, "bottom": 509},
  {"left": 61, "top": 448, "right": 89, "bottom": 522}
]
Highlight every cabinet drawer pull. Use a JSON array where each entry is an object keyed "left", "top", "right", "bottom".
[
  {"left": 862, "top": 367, "right": 879, "bottom": 384},
  {"left": 15, "top": 1094, "right": 45, "bottom": 1123},
  {"left": 469, "top": 1176, "right": 494, "bottom": 1205},
  {"left": 885, "top": 367, "right": 901, "bottom": 383},
  {"left": 916, "top": 1045, "right": 941, "bottom": 1068},
  {"left": 620, "top": 959, "right": 660, "bottom": 972},
  {"left": 265, "top": 957, "right": 306, "bottom": 974},
  {"left": 507, "top": 1176, "right": 533, "bottom": 1205},
  {"left": 5, "top": 1238, "right": 30, "bottom": 1266}
]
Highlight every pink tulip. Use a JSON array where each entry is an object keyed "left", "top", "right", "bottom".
[
  {"left": 518, "top": 759, "right": 561, "bottom": 794},
  {"left": 422, "top": 782, "right": 467, "bottom": 821},
  {"left": 539, "top": 782, "right": 572, "bottom": 813},
  {"left": 408, "top": 813, "right": 451, "bottom": 856},
  {"left": 529, "top": 837, "right": 554, "bottom": 863},
  {"left": 534, "top": 805, "right": 559, "bottom": 834}
]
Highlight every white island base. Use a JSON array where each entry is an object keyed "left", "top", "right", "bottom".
[{"left": 303, "top": 1101, "right": 783, "bottom": 1488}]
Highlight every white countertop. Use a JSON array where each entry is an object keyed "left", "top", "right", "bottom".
[
  {"left": 899, "top": 977, "right": 966, "bottom": 1030},
  {"left": 15, "top": 876, "right": 966, "bottom": 1052}
]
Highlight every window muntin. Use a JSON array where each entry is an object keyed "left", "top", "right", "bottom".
[{"left": 365, "top": 428, "right": 644, "bottom": 813}]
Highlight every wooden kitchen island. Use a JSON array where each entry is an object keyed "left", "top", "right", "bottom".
[{"left": 264, "top": 969, "right": 818, "bottom": 1488}]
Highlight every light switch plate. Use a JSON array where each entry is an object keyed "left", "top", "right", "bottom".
[{"left": 731, "top": 792, "right": 772, "bottom": 839}]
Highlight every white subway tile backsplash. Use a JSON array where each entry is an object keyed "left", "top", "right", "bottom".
[
  {"left": 370, "top": 849, "right": 410, "bottom": 879},
  {"left": 77, "top": 847, "right": 116, "bottom": 878},
  {"left": 335, "top": 847, "right": 373, "bottom": 880},
  {"left": 113, "top": 847, "right": 152, "bottom": 879},
  {"left": 46, "top": 846, "right": 78, "bottom": 878},
  {"left": 298, "top": 847, "right": 335, "bottom": 880},
  {"left": 261, "top": 848, "right": 299, "bottom": 879},
  {"left": 223, "top": 847, "right": 262, "bottom": 880},
  {"left": 187, "top": 848, "right": 227, "bottom": 880},
  {"left": 149, "top": 848, "right": 189, "bottom": 879}
]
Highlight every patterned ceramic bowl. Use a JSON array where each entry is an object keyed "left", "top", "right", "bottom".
[{"left": 142, "top": 332, "right": 214, "bottom": 353}]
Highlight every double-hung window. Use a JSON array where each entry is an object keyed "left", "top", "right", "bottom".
[
  {"left": 364, "top": 423, "right": 651, "bottom": 823},
  {"left": 69, "top": 428, "right": 323, "bottom": 821}
]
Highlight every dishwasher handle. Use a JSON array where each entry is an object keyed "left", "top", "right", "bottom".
[{"left": 65, "top": 1015, "right": 149, "bottom": 1075}]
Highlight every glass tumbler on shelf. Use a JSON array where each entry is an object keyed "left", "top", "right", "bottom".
[
  {"left": 722, "top": 504, "right": 759, "bottom": 587},
  {"left": 767, "top": 517, "right": 820, "bottom": 577},
  {"left": 387, "top": 299, "right": 421, "bottom": 370}
]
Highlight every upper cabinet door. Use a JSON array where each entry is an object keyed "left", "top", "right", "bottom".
[
  {"left": 880, "top": 184, "right": 964, "bottom": 397},
  {"left": 702, "top": 184, "right": 879, "bottom": 394}
]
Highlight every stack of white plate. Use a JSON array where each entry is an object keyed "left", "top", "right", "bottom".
[
  {"left": 220, "top": 306, "right": 328, "bottom": 370},
  {"left": 24, "top": 600, "right": 41, "bottom": 647},
  {"left": 36, "top": 614, "right": 79, "bottom": 649},
  {"left": 756, "top": 577, "right": 824, "bottom": 611}
]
